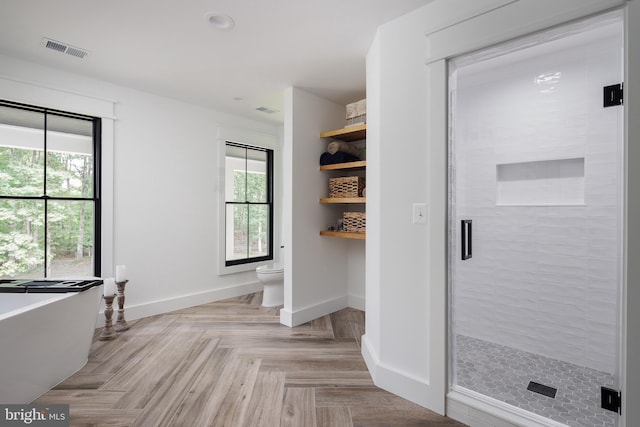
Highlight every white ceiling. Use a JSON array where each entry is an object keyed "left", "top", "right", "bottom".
[{"left": 0, "top": 0, "right": 434, "bottom": 124}]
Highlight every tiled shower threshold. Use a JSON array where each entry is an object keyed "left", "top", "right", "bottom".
[{"left": 454, "top": 335, "right": 618, "bottom": 427}]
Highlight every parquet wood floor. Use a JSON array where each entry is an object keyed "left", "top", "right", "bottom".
[{"left": 34, "top": 292, "right": 465, "bottom": 427}]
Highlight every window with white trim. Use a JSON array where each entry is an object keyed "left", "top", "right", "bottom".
[
  {"left": 0, "top": 100, "right": 101, "bottom": 278},
  {"left": 224, "top": 142, "right": 273, "bottom": 266}
]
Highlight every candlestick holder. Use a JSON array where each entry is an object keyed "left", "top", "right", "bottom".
[
  {"left": 114, "top": 280, "right": 130, "bottom": 332},
  {"left": 98, "top": 294, "right": 117, "bottom": 341}
]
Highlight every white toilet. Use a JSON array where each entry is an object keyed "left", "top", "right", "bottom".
[{"left": 256, "top": 262, "right": 284, "bottom": 307}]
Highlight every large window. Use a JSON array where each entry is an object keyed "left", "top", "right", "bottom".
[
  {"left": 225, "top": 142, "right": 273, "bottom": 266},
  {"left": 0, "top": 101, "right": 101, "bottom": 278}
]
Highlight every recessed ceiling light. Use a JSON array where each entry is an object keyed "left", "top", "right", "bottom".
[{"left": 205, "top": 13, "right": 235, "bottom": 30}]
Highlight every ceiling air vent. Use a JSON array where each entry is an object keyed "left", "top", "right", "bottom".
[
  {"left": 42, "top": 38, "right": 89, "bottom": 59},
  {"left": 256, "top": 106, "right": 279, "bottom": 114}
]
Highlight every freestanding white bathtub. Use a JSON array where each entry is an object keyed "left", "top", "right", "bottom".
[{"left": 0, "top": 285, "right": 102, "bottom": 403}]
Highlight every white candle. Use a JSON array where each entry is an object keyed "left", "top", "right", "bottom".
[
  {"left": 103, "top": 278, "right": 116, "bottom": 297},
  {"left": 115, "top": 265, "right": 127, "bottom": 282}
]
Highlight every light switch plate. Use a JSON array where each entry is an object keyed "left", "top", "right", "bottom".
[{"left": 413, "top": 203, "right": 427, "bottom": 224}]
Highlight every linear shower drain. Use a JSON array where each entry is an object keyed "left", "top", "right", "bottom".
[{"left": 527, "top": 381, "right": 557, "bottom": 398}]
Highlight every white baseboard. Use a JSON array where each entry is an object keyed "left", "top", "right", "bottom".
[
  {"left": 348, "top": 293, "right": 365, "bottom": 311},
  {"left": 361, "top": 334, "right": 434, "bottom": 410},
  {"left": 361, "top": 334, "right": 379, "bottom": 377},
  {"left": 280, "top": 294, "right": 348, "bottom": 327},
  {"left": 96, "top": 286, "right": 361, "bottom": 330},
  {"left": 95, "top": 282, "right": 263, "bottom": 327}
]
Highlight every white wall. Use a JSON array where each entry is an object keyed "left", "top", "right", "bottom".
[
  {"left": 364, "top": 0, "right": 633, "bottom": 422},
  {"left": 363, "top": 5, "right": 436, "bottom": 410},
  {"left": 281, "top": 86, "right": 361, "bottom": 326},
  {"left": 364, "top": 31, "right": 382, "bottom": 362},
  {"left": 451, "top": 17, "right": 623, "bottom": 374},
  {"left": 0, "top": 53, "right": 281, "bottom": 321},
  {"left": 347, "top": 240, "right": 366, "bottom": 310}
]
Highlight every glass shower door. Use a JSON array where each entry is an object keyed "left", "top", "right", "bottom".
[{"left": 449, "top": 11, "right": 623, "bottom": 427}]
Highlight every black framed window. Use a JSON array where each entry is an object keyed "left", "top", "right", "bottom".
[
  {"left": 225, "top": 142, "right": 273, "bottom": 266},
  {"left": 0, "top": 100, "right": 101, "bottom": 278}
]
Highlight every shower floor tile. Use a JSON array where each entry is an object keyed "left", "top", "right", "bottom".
[{"left": 455, "top": 335, "right": 618, "bottom": 427}]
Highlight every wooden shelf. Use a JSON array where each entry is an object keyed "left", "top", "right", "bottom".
[
  {"left": 320, "top": 230, "right": 366, "bottom": 240},
  {"left": 319, "top": 122, "right": 366, "bottom": 240},
  {"left": 319, "top": 197, "right": 365, "bottom": 204},
  {"left": 319, "top": 160, "right": 366, "bottom": 171},
  {"left": 319, "top": 123, "right": 366, "bottom": 142}
]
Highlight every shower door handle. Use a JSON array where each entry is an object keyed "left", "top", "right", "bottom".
[{"left": 461, "top": 220, "right": 472, "bottom": 260}]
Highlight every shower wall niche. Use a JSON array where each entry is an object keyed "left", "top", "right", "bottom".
[
  {"left": 496, "top": 157, "right": 585, "bottom": 206},
  {"left": 449, "top": 11, "right": 623, "bottom": 426}
]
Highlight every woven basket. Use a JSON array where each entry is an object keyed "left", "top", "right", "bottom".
[
  {"left": 343, "top": 212, "right": 366, "bottom": 233},
  {"left": 329, "top": 176, "right": 365, "bottom": 198}
]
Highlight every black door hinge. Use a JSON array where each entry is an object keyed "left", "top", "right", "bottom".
[
  {"left": 604, "top": 83, "right": 624, "bottom": 107},
  {"left": 601, "top": 386, "right": 622, "bottom": 414}
]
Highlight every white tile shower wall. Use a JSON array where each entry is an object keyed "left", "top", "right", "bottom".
[{"left": 452, "top": 24, "right": 622, "bottom": 373}]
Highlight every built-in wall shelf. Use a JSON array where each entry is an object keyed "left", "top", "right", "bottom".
[
  {"left": 319, "top": 122, "right": 366, "bottom": 240},
  {"left": 319, "top": 123, "right": 366, "bottom": 142},
  {"left": 319, "top": 197, "right": 365, "bottom": 204},
  {"left": 319, "top": 230, "right": 366, "bottom": 240},
  {"left": 319, "top": 160, "right": 366, "bottom": 171}
]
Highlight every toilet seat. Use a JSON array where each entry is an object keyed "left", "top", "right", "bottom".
[{"left": 256, "top": 263, "right": 283, "bottom": 274}]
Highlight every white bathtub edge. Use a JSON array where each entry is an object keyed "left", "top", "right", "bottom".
[
  {"left": 0, "top": 293, "right": 71, "bottom": 322},
  {"left": 0, "top": 286, "right": 102, "bottom": 404}
]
